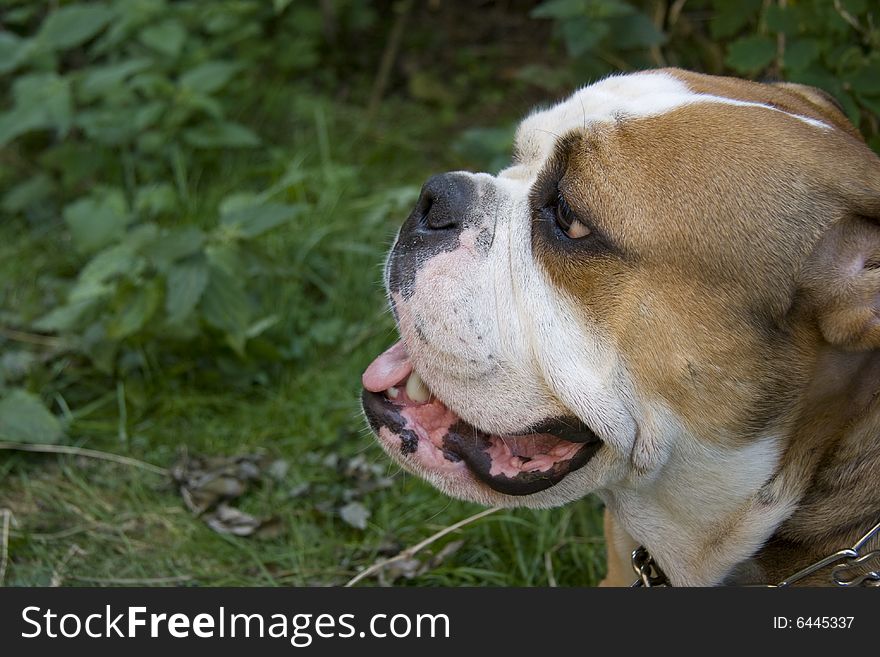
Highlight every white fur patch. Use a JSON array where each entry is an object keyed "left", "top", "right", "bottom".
[
  {"left": 603, "top": 420, "right": 795, "bottom": 586},
  {"left": 508, "top": 71, "right": 828, "bottom": 175}
]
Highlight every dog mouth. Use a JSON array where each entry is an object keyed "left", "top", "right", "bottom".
[{"left": 361, "top": 342, "right": 602, "bottom": 496}]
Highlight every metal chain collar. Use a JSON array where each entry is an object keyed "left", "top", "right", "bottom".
[
  {"left": 630, "top": 545, "right": 668, "bottom": 587},
  {"left": 630, "top": 518, "right": 880, "bottom": 588}
]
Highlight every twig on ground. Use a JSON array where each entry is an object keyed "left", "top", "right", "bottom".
[
  {"left": 0, "top": 509, "right": 13, "bottom": 586},
  {"left": 345, "top": 506, "right": 501, "bottom": 587},
  {"left": 0, "top": 326, "right": 64, "bottom": 348},
  {"left": 649, "top": 0, "right": 668, "bottom": 67},
  {"left": 50, "top": 544, "right": 85, "bottom": 587},
  {"left": 366, "top": 0, "right": 414, "bottom": 121},
  {"left": 833, "top": 0, "right": 865, "bottom": 35},
  {"left": 67, "top": 575, "right": 193, "bottom": 585},
  {"left": 19, "top": 524, "right": 94, "bottom": 542},
  {"left": 544, "top": 550, "right": 557, "bottom": 587},
  {"left": 0, "top": 442, "right": 168, "bottom": 476},
  {"left": 116, "top": 380, "right": 128, "bottom": 448},
  {"left": 668, "top": 0, "right": 688, "bottom": 27}
]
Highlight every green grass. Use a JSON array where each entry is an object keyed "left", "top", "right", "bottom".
[{"left": 0, "top": 87, "right": 607, "bottom": 588}]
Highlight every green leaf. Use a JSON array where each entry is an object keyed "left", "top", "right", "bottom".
[
  {"left": 859, "top": 94, "right": 880, "bottom": 124},
  {"left": 184, "top": 122, "right": 261, "bottom": 148},
  {"left": 532, "top": 0, "right": 586, "bottom": 19},
  {"left": 3, "top": 6, "right": 40, "bottom": 27},
  {"left": 0, "top": 389, "right": 63, "bottom": 444},
  {"left": 33, "top": 298, "right": 99, "bottom": 332},
  {"left": 122, "top": 223, "right": 160, "bottom": 250},
  {"left": 0, "top": 30, "right": 32, "bottom": 75},
  {"left": 220, "top": 202, "right": 304, "bottom": 239},
  {"left": 764, "top": 4, "right": 798, "bottom": 35},
  {"left": 203, "top": 243, "right": 243, "bottom": 278},
  {"left": 139, "top": 19, "right": 186, "bottom": 58},
  {"left": 606, "top": 12, "right": 665, "bottom": 50},
  {"left": 199, "top": 262, "right": 250, "bottom": 355},
  {"left": 70, "top": 242, "right": 138, "bottom": 302},
  {"left": 107, "top": 280, "right": 162, "bottom": 339},
  {"left": 725, "top": 35, "right": 776, "bottom": 74},
  {"left": 69, "top": 225, "right": 156, "bottom": 302},
  {"left": 532, "top": 0, "right": 633, "bottom": 20},
  {"left": 36, "top": 3, "right": 115, "bottom": 51},
  {"left": 177, "top": 92, "right": 224, "bottom": 120},
  {"left": 561, "top": 18, "right": 609, "bottom": 57},
  {"left": 78, "top": 322, "right": 118, "bottom": 374},
  {"left": 0, "top": 73, "right": 73, "bottom": 146},
  {"left": 838, "top": 0, "right": 867, "bottom": 12},
  {"left": 165, "top": 259, "right": 210, "bottom": 325},
  {"left": 179, "top": 61, "right": 242, "bottom": 94},
  {"left": 783, "top": 39, "right": 821, "bottom": 73},
  {"left": 2, "top": 174, "right": 54, "bottom": 214},
  {"left": 245, "top": 314, "right": 279, "bottom": 339},
  {"left": 219, "top": 192, "right": 263, "bottom": 216},
  {"left": 0, "top": 106, "right": 48, "bottom": 147},
  {"left": 79, "top": 58, "right": 153, "bottom": 101},
  {"left": 133, "top": 102, "right": 165, "bottom": 131},
  {"left": 710, "top": 0, "right": 762, "bottom": 39},
  {"left": 13, "top": 72, "right": 73, "bottom": 125},
  {"left": 128, "top": 71, "right": 174, "bottom": 97},
  {"left": 848, "top": 65, "right": 880, "bottom": 96},
  {"left": 63, "top": 189, "right": 131, "bottom": 254},
  {"left": 75, "top": 108, "right": 139, "bottom": 145},
  {"left": 134, "top": 183, "right": 178, "bottom": 217},
  {"left": 143, "top": 226, "right": 206, "bottom": 271}
]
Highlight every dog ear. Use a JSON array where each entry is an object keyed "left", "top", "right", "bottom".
[
  {"left": 802, "top": 199, "right": 880, "bottom": 350},
  {"left": 772, "top": 82, "right": 861, "bottom": 138},
  {"left": 773, "top": 82, "right": 847, "bottom": 117}
]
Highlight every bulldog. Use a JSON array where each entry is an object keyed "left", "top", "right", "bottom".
[{"left": 361, "top": 69, "right": 880, "bottom": 586}]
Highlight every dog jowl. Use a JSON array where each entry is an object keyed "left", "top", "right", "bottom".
[{"left": 361, "top": 69, "right": 880, "bottom": 586}]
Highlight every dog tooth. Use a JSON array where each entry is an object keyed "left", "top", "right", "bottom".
[
  {"left": 405, "top": 372, "right": 430, "bottom": 403},
  {"left": 387, "top": 386, "right": 399, "bottom": 399}
]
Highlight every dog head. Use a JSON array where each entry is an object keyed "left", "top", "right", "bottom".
[{"left": 361, "top": 69, "right": 880, "bottom": 529}]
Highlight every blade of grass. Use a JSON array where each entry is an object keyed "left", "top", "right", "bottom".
[
  {"left": 345, "top": 506, "right": 501, "bottom": 587},
  {"left": 0, "top": 509, "right": 12, "bottom": 586},
  {"left": 0, "top": 442, "right": 167, "bottom": 476}
]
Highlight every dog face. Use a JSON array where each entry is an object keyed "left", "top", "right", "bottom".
[{"left": 362, "top": 69, "right": 880, "bottom": 525}]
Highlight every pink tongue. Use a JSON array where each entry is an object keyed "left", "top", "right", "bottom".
[{"left": 362, "top": 341, "right": 413, "bottom": 392}]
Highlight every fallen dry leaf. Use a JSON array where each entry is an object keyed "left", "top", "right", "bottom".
[
  {"left": 376, "top": 540, "right": 465, "bottom": 585},
  {"left": 171, "top": 452, "right": 267, "bottom": 514},
  {"left": 204, "top": 503, "right": 262, "bottom": 536},
  {"left": 171, "top": 451, "right": 281, "bottom": 538},
  {"left": 203, "top": 503, "right": 279, "bottom": 538},
  {"left": 339, "top": 501, "right": 371, "bottom": 530}
]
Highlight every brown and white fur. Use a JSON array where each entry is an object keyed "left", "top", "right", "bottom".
[{"left": 361, "top": 69, "right": 880, "bottom": 586}]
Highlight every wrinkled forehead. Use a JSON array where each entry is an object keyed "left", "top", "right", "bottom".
[
  {"left": 510, "top": 70, "right": 829, "bottom": 171},
  {"left": 502, "top": 70, "right": 863, "bottom": 317}
]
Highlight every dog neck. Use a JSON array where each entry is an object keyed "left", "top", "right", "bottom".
[
  {"left": 604, "top": 347, "right": 880, "bottom": 587},
  {"left": 731, "top": 348, "right": 880, "bottom": 585}
]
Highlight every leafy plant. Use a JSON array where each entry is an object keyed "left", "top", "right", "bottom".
[
  {"left": 531, "top": 0, "right": 666, "bottom": 75},
  {"left": 0, "top": 0, "right": 394, "bottom": 430},
  {"left": 0, "top": 1, "right": 365, "bottom": 379},
  {"left": 37, "top": 186, "right": 305, "bottom": 367},
  {"left": 719, "top": 0, "right": 880, "bottom": 147},
  {"left": 0, "top": 388, "right": 64, "bottom": 443},
  {"left": 531, "top": 0, "right": 880, "bottom": 150}
]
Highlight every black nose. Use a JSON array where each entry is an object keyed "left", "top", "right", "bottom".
[
  {"left": 410, "top": 173, "right": 475, "bottom": 233},
  {"left": 387, "top": 172, "right": 480, "bottom": 298}
]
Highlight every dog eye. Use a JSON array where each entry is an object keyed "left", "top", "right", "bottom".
[{"left": 549, "top": 192, "right": 591, "bottom": 240}]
